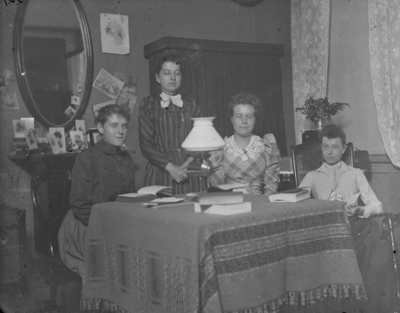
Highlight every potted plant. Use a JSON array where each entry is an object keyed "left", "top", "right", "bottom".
[{"left": 296, "top": 96, "right": 350, "bottom": 143}]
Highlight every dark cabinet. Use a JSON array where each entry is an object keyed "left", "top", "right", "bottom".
[{"left": 144, "top": 37, "right": 287, "bottom": 155}]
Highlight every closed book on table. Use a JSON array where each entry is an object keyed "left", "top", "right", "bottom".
[
  {"left": 198, "top": 192, "right": 244, "bottom": 205},
  {"left": 268, "top": 187, "right": 310, "bottom": 203},
  {"left": 116, "top": 185, "right": 173, "bottom": 203},
  {"left": 194, "top": 202, "right": 252, "bottom": 215}
]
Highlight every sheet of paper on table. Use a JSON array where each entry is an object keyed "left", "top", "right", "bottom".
[{"left": 142, "top": 197, "right": 185, "bottom": 208}]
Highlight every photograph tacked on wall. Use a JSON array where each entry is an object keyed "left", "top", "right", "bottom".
[
  {"left": 13, "top": 119, "right": 27, "bottom": 138},
  {"left": 47, "top": 132, "right": 60, "bottom": 154},
  {"left": 92, "top": 99, "right": 116, "bottom": 118},
  {"left": 49, "top": 127, "right": 66, "bottom": 153},
  {"left": 93, "top": 68, "right": 124, "bottom": 99},
  {"left": 24, "top": 129, "right": 38, "bottom": 150},
  {"left": 2, "top": 90, "right": 20, "bottom": 110},
  {"left": 70, "top": 130, "right": 87, "bottom": 151},
  {"left": 75, "top": 119, "right": 86, "bottom": 134},
  {"left": 71, "top": 95, "right": 81, "bottom": 105},
  {"left": 101, "top": 13, "right": 130, "bottom": 55},
  {"left": 64, "top": 106, "right": 76, "bottom": 119}
]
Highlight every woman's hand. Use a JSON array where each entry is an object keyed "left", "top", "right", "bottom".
[
  {"left": 344, "top": 203, "right": 360, "bottom": 217},
  {"left": 166, "top": 162, "right": 188, "bottom": 183},
  {"left": 180, "top": 157, "right": 193, "bottom": 171}
]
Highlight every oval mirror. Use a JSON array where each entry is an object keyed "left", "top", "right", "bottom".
[{"left": 13, "top": 0, "right": 93, "bottom": 130}]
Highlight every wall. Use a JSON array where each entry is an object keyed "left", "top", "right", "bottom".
[
  {"left": 0, "top": 0, "right": 293, "bottom": 250},
  {"left": 328, "top": 0, "right": 400, "bottom": 214}
]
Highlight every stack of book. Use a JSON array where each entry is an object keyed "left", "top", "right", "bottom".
[
  {"left": 194, "top": 192, "right": 252, "bottom": 215},
  {"left": 268, "top": 187, "right": 310, "bottom": 203}
]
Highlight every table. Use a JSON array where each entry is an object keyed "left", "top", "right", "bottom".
[{"left": 80, "top": 196, "right": 368, "bottom": 313}]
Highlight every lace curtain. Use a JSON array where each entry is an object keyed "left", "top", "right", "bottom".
[
  {"left": 291, "top": 0, "right": 331, "bottom": 144},
  {"left": 368, "top": 0, "right": 400, "bottom": 167}
]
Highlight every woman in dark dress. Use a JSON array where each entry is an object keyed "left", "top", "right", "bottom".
[
  {"left": 139, "top": 53, "right": 203, "bottom": 194},
  {"left": 58, "top": 104, "right": 135, "bottom": 277}
]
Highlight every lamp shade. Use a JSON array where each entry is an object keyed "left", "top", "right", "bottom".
[{"left": 181, "top": 117, "right": 225, "bottom": 152}]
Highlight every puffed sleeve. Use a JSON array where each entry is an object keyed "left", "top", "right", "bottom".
[
  {"left": 355, "top": 169, "right": 383, "bottom": 217},
  {"left": 69, "top": 151, "right": 95, "bottom": 226},
  {"left": 208, "top": 148, "right": 225, "bottom": 186},
  {"left": 138, "top": 96, "right": 171, "bottom": 170},
  {"left": 262, "top": 133, "right": 281, "bottom": 196}
]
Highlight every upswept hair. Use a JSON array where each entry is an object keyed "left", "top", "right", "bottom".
[
  {"left": 227, "top": 92, "right": 262, "bottom": 116},
  {"left": 155, "top": 52, "right": 183, "bottom": 74},
  {"left": 96, "top": 104, "right": 130, "bottom": 125},
  {"left": 319, "top": 124, "right": 346, "bottom": 145}
]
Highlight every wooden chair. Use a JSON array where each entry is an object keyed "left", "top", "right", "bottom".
[
  {"left": 31, "top": 168, "right": 81, "bottom": 309},
  {"left": 290, "top": 141, "right": 400, "bottom": 307},
  {"left": 291, "top": 141, "right": 354, "bottom": 187}
]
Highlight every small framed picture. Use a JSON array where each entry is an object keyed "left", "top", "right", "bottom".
[
  {"left": 46, "top": 133, "right": 60, "bottom": 154},
  {"left": 13, "top": 120, "right": 27, "bottom": 138},
  {"left": 70, "top": 130, "right": 87, "bottom": 151},
  {"left": 92, "top": 99, "right": 115, "bottom": 119},
  {"left": 64, "top": 106, "right": 76, "bottom": 119},
  {"left": 71, "top": 95, "right": 81, "bottom": 105},
  {"left": 88, "top": 128, "right": 102, "bottom": 147},
  {"left": 93, "top": 68, "right": 125, "bottom": 99},
  {"left": 77, "top": 84, "right": 83, "bottom": 93},
  {"left": 21, "top": 117, "right": 35, "bottom": 130},
  {"left": 75, "top": 119, "right": 86, "bottom": 134},
  {"left": 49, "top": 127, "right": 66, "bottom": 153},
  {"left": 24, "top": 129, "right": 38, "bottom": 150}
]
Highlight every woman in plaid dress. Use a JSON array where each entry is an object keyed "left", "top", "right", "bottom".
[{"left": 208, "top": 92, "right": 281, "bottom": 196}]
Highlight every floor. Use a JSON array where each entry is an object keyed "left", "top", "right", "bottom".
[{"left": 0, "top": 251, "right": 82, "bottom": 313}]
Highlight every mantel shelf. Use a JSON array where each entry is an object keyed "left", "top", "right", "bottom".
[{"left": 9, "top": 151, "right": 80, "bottom": 171}]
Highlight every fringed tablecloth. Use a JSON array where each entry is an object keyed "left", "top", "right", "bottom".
[{"left": 81, "top": 196, "right": 367, "bottom": 313}]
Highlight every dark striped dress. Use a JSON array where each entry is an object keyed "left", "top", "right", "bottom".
[{"left": 138, "top": 93, "right": 204, "bottom": 194}]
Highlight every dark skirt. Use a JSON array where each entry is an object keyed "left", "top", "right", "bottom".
[{"left": 58, "top": 210, "right": 86, "bottom": 277}]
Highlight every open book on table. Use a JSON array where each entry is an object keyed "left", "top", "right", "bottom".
[
  {"left": 116, "top": 186, "right": 173, "bottom": 203},
  {"left": 268, "top": 187, "right": 311, "bottom": 203},
  {"left": 207, "top": 182, "right": 249, "bottom": 193}
]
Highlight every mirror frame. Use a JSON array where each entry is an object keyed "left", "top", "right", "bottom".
[{"left": 13, "top": 0, "right": 93, "bottom": 130}]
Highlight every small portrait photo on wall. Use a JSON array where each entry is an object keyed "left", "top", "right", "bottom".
[
  {"left": 49, "top": 127, "right": 66, "bottom": 153},
  {"left": 64, "top": 106, "right": 76, "bottom": 119},
  {"left": 24, "top": 129, "right": 38, "bottom": 150},
  {"left": 88, "top": 128, "right": 102, "bottom": 147},
  {"left": 71, "top": 95, "right": 81, "bottom": 105}
]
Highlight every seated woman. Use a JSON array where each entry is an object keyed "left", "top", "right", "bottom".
[
  {"left": 208, "top": 92, "right": 281, "bottom": 196},
  {"left": 299, "top": 124, "right": 394, "bottom": 312},
  {"left": 58, "top": 104, "right": 135, "bottom": 277}
]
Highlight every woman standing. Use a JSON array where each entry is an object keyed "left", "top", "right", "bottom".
[
  {"left": 139, "top": 53, "right": 203, "bottom": 194},
  {"left": 208, "top": 92, "right": 281, "bottom": 196},
  {"left": 58, "top": 104, "right": 135, "bottom": 277}
]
